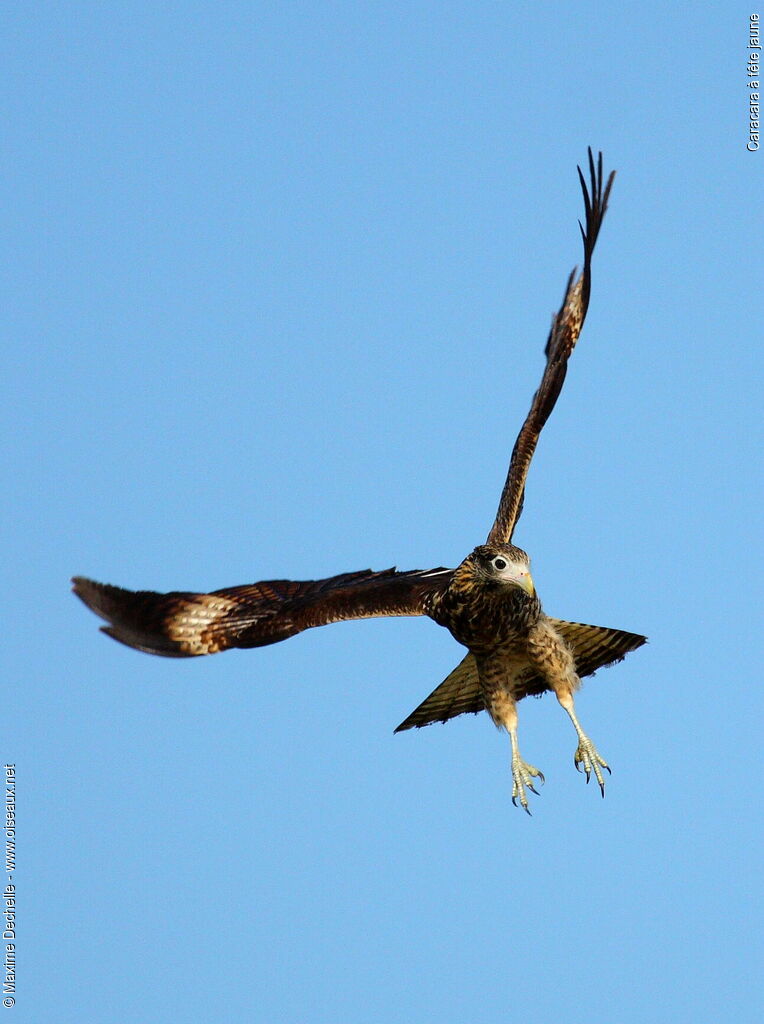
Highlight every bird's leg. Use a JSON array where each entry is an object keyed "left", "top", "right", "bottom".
[
  {"left": 527, "top": 619, "right": 611, "bottom": 796},
  {"left": 554, "top": 687, "right": 610, "bottom": 795},
  {"left": 508, "top": 726, "right": 545, "bottom": 814},
  {"left": 502, "top": 700, "right": 545, "bottom": 814}
]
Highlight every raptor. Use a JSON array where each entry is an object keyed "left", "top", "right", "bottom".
[{"left": 73, "top": 150, "right": 645, "bottom": 812}]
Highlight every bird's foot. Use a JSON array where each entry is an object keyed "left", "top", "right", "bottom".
[
  {"left": 511, "top": 754, "right": 545, "bottom": 814},
  {"left": 574, "top": 737, "right": 611, "bottom": 796}
]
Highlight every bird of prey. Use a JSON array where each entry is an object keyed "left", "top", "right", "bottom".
[{"left": 73, "top": 150, "right": 645, "bottom": 812}]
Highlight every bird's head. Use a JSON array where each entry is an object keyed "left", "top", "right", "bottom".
[{"left": 455, "top": 544, "right": 535, "bottom": 596}]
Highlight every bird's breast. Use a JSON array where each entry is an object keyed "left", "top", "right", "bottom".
[{"left": 433, "top": 583, "right": 541, "bottom": 652}]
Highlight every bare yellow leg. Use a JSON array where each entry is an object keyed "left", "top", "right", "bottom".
[{"left": 554, "top": 688, "right": 611, "bottom": 796}]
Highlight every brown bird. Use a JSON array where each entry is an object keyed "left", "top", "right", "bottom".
[{"left": 73, "top": 150, "right": 645, "bottom": 812}]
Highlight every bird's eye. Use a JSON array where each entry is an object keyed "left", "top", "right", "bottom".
[{"left": 492, "top": 557, "right": 507, "bottom": 571}]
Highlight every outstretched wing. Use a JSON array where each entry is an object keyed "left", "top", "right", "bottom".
[
  {"left": 394, "top": 618, "right": 645, "bottom": 731},
  {"left": 72, "top": 567, "right": 453, "bottom": 658},
  {"left": 486, "top": 149, "right": 615, "bottom": 546}
]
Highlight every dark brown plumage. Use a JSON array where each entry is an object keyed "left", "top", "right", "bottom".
[
  {"left": 73, "top": 150, "right": 644, "bottom": 811},
  {"left": 487, "top": 150, "right": 615, "bottom": 546},
  {"left": 71, "top": 568, "right": 453, "bottom": 657}
]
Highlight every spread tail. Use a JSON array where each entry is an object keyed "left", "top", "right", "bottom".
[
  {"left": 394, "top": 619, "right": 646, "bottom": 732},
  {"left": 394, "top": 653, "right": 482, "bottom": 732}
]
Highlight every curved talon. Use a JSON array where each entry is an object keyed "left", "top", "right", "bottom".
[
  {"left": 511, "top": 755, "right": 544, "bottom": 813},
  {"left": 574, "top": 738, "right": 610, "bottom": 796},
  {"left": 512, "top": 795, "right": 533, "bottom": 816}
]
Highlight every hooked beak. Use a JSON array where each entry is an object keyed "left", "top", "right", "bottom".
[
  {"left": 492, "top": 558, "right": 536, "bottom": 596},
  {"left": 515, "top": 570, "right": 535, "bottom": 597}
]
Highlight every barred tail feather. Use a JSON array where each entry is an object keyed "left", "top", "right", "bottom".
[
  {"left": 394, "top": 654, "right": 482, "bottom": 732},
  {"left": 551, "top": 619, "right": 647, "bottom": 681},
  {"left": 394, "top": 619, "right": 646, "bottom": 731}
]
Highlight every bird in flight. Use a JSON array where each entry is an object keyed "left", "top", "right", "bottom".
[{"left": 73, "top": 150, "right": 645, "bottom": 812}]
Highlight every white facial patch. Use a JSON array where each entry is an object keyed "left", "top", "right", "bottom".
[{"left": 490, "top": 556, "right": 534, "bottom": 593}]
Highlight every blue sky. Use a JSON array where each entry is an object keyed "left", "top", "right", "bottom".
[{"left": 4, "top": 3, "right": 762, "bottom": 1022}]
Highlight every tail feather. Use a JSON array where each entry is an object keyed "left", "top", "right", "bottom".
[
  {"left": 552, "top": 619, "right": 647, "bottom": 681},
  {"left": 394, "top": 618, "right": 646, "bottom": 732},
  {"left": 394, "top": 654, "right": 482, "bottom": 732}
]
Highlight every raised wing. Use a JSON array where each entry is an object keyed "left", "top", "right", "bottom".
[
  {"left": 72, "top": 567, "right": 453, "bottom": 658},
  {"left": 394, "top": 618, "right": 645, "bottom": 731},
  {"left": 486, "top": 149, "right": 615, "bottom": 546}
]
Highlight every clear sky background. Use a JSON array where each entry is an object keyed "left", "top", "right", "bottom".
[{"left": 4, "top": 3, "right": 762, "bottom": 1022}]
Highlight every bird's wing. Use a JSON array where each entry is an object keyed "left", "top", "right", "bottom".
[
  {"left": 72, "top": 567, "right": 453, "bottom": 658},
  {"left": 486, "top": 149, "right": 615, "bottom": 546},
  {"left": 394, "top": 618, "right": 645, "bottom": 731}
]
